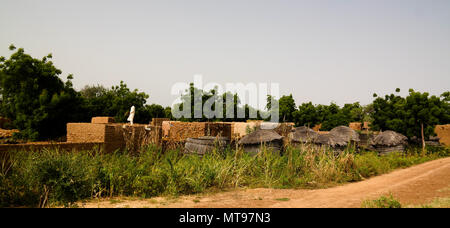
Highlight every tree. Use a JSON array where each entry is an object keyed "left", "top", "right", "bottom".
[
  {"left": 0, "top": 45, "right": 85, "bottom": 140},
  {"left": 81, "top": 82, "right": 150, "bottom": 123},
  {"left": 278, "top": 94, "right": 296, "bottom": 122},
  {"left": 164, "top": 106, "right": 173, "bottom": 120},
  {"left": 293, "top": 102, "right": 320, "bottom": 127},
  {"left": 371, "top": 89, "right": 449, "bottom": 149},
  {"left": 139, "top": 104, "right": 166, "bottom": 122},
  {"left": 370, "top": 90, "right": 407, "bottom": 134},
  {"left": 80, "top": 85, "right": 107, "bottom": 99},
  {"left": 404, "top": 89, "right": 449, "bottom": 150},
  {"left": 293, "top": 102, "right": 366, "bottom": 130},
  {"left": 173, "top": 84, "right": 264, "bottom": 122},
  {"left": 321, "top": 103, "right": 349, "bottom": 130}
]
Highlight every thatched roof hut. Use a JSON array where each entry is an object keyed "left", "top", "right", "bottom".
[
  {"left": 329, "top": 126, "right": 360, "bottom": 143},
  {"left": 370, "top": 130, "right": 408, "bottom": 155},
  {"left": 315, "top": 133, "right": 348, "bottom": 148},
  {"left": 238, "top": 129, "right": 283, "bottom": 154},
  {"left": 185, "top": 136, "right": 229, "bottom": 156},
  {"left": 289, "top": 126, "right": 319, "bottom": 143}
]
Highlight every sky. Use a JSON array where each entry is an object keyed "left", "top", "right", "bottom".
[{"left": 1, "top": 0, "right": 449, "bottom": 107}]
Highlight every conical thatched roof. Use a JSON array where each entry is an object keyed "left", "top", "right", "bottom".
[
  {"left": 238, "top": 129, "right": 283, "bottom": 145},
  {"left": 290, "top": 126, "right": 319, "bottom": 143},
  {"left": 330, "top": 126, "right": 360, "bottom": 142},
  {"left": 315, "top": 133, "right": 348, "bottom": 148},
  {"left": 371, "top": 130, "right": 408, "bottom": 147}
]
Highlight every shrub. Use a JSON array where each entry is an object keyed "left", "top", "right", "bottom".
[{"left": 362, "top": 194, "right": 402, "bottom": 208}]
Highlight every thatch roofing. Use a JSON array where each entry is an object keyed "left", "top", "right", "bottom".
[
  {"left": 238, "top": 129, "right": 283, "bottom": 145},
  {"left": 371, "top": 130, "right": 408, "bottom": 147},
  {"left": 290, "top": 126, "right": 319, "bottom": 143},
  {"left": 186, "top": 136, "right": 229, "bottom": 146},
  {"left": 315, "top": 133, "right": 348, "bottom": 148},
  {"left": 330, "top": 126, "right": 360, "bottom": 142}
]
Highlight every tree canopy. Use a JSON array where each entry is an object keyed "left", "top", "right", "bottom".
[
  {"left": 1, "top": 45, "right": 448, "bottom": 142},
  {"left": 0, "top": 45, "right": 85, "bottom": 140},
  {"left": 292, "top": 102, "right": 366, "bottom": 131},
  {"left": 371, "top": 89, "right": 450, "bottom": 139}
]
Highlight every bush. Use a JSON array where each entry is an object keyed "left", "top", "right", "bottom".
[{"left": 362, "top": 194, "right": 402, "bottom": 208}]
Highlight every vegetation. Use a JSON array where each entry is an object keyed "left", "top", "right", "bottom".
[
  {"left": 0, "top": 45, "right": 85, "bottom": 140},
  {"left": 80, "top": 82, "right": 166, "bottom": 123},
  {"left": 361, "top": 194, "right": 402, "bottom": 208},
  {"left": 292, "top": 102, "right": 369, "bottom": 131},
  {"left": 1, "top": 145, "right": 447, "bottom": 208},
  {"left": 173, "top": 83, "right": 264, "bottom": 122},
  {"left": 371, "top": 89, "right": 449, "bottom": 148},
  {"left": 409, "top": 197, "right": 450, "bottom": 208},
  {"left": 1, "top": 46, "right": 449, "bottom": 141},
  {"left": 0, "top": 46, "right": 172, "bottom": 140}
]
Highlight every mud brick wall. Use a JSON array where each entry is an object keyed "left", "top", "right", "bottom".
[
  {"left": 163, "top": 122, "right": 207, "bottom": 141},
  {"left": 91, "top": 117, "right": 115, "bottom": 124},
  {"left": 151, "top": 118, "right": 170, "bottom": 126},
  {"left": 232, "top": 122, "right": 260, "bottom": 139},
  {"left": 67, "top": 123, "right": 107, "bottom": 143},
  {"left": 67, "top": 123, "right": 152, "bottom": 153},
  {"left": 161, "top": 121, "right": 292, "bottom": 142},
  {"left": 205, "top": 123, "right": 232, "bottom": 139},
  {"left": 104, "top": 124, "right": 126, "bottom": 152},
  {"left": 435, "top": 124, "right": 450, "bottom": 146},
  {"left": 67, "top": 123, "right": 124, "bottom": 152},
  {"left": 100, "top": 124, "right": 151, "bottom": 153},
  {"left": 349, "top": 122, "right": 362, "bottom": 131},
  {"left": 117, "top": 124, "right": 150, "bottom": 153},
  {"left": 162, "top": 121, "right": 233, "bottom": 141}
]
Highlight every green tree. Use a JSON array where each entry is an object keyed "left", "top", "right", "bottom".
[
  {"left": 278, "top": 94, "right": 296, "bottom": 122},
  {"left": 293, "top": 102, "right": 320, "bottom": 127},
  {"left": 173, "top": 84, "right": 264, "bottom": 122},
  {"left": 140, "top": 104, "right": 166, "bottom": 122},
  {"left": 0, "top": 45, "right": 85, "bottom": 140},
  {"left": 370, "top": 90, "right": 407, "bottom": 134},
  {"left": 81, "top": 82, "right": 150, "bottom": 123},
  {"left": 164, "top": 106, "right": 173, "bottom": 120},
  {"left": 404, "top": 89, "right": 449, "bottom": 148},
  {"left": 293, "top": 102, "right": 366, "bottom": 130},
  {"left": 371, "top": 89, "right": 449, "bottom": 149}
]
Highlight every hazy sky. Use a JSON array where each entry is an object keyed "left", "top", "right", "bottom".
[{"left": 1, "top": 0, "right": 449, "bottom": 107}]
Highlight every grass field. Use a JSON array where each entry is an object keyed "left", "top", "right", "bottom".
[{"left": 1, "top": 144, "right": 448, "bottom": 208}]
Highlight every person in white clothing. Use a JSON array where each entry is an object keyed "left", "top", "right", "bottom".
[{"left": 127, "top": 106, "right": 135, "bottom": 125}]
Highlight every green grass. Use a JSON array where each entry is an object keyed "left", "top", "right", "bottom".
[
  {"left": 362, "top": 194, "right": 402, "bottom": 208},
  {"left": 408, "top": 197, "right": 450, "bottom": 208},
  {"left": 275, "top": 198, "right": 290, "bottom": 202},
  {"left": 0, "top": 144, "right": 448, "bottom": 207}
]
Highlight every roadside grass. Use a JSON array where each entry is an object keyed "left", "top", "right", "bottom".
[
  {"left": 275, "top": 198, "right": 290, "bottom": 202},
  {"left": 361, "top": 194, "right": 402, "bottom": 208},
  {"left": 0, "top": 144, "right": 448, "bottom": 207},
  {"left": 407, "top": 198, "right": 450, "bottom": 208}
]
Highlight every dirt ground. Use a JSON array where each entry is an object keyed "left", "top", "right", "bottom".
[{"left": 78, "top": 157, "right": 450, "bottom": 208}]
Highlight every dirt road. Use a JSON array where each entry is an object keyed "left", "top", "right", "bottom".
[{"left": 80, "top": 157, "right": 450, "bottom": 208}]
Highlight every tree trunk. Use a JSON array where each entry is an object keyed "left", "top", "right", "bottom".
[{"left": 421, "top": 123, "right": 425, "bottom": 153}]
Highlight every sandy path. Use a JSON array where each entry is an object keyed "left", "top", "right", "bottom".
[{"left": 80, "top": 157, "right": 450, "bottom": 208}]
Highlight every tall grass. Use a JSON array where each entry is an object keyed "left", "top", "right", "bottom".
[{"left": 0, "top": 144, "right": 448, "bottom": 207}]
